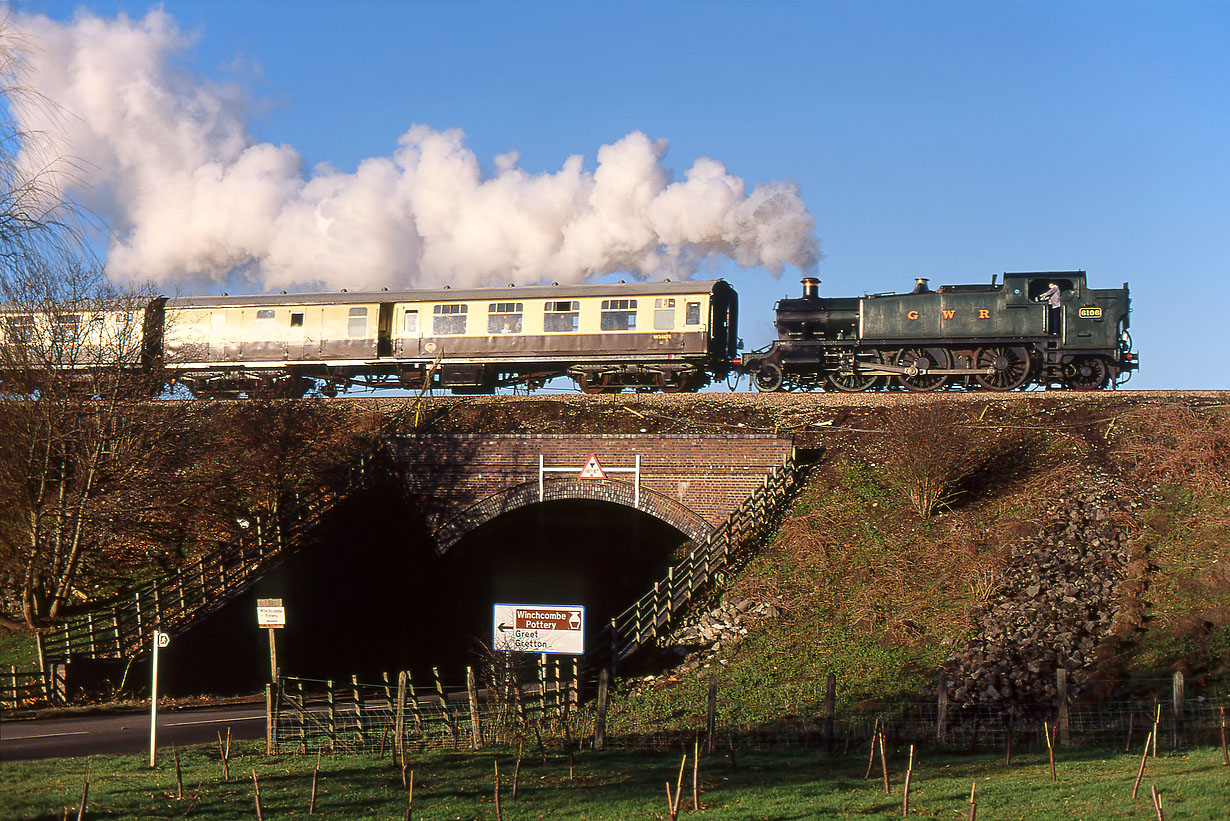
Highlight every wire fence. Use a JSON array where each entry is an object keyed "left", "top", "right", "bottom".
[{"left": 270, "top": 668, "right": 1230, "bottom": 759}]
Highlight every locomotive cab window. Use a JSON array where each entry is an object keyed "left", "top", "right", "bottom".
[
  {"left": 654, "top": 298, "right": 676, "bottom": 330},
  {"left": 544, "top": 300, "right": 580, "bottom": 332},
  {"left": 1028, "top": 278, "right": 1076, "bottom": 301},
  {"left": 487, "top": 302, "right": 523, "bottom": 334},
  {"left": 433, "top": 303, "right": 468, "bottom": 335},
  {"left": 347, "top": 307, "right": 368, "bottom": 338},
  {"left": 403, "top": 310, "right": 419, "bottom": 334},
  {"left": 601, "top": 299, "right": 637, "bottom": 331},
  {"left": 290, "top": 312, "right": 304, "bottom": 328},
  {"left": 685, "top": 301, "right": 701, "bottom": 325}
]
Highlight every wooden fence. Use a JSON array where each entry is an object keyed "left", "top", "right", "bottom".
[
  {"left": 273, "top": 661, "right": 585, "bottom": 755},
  {"left": 593, "top": 452, "right": 802, "bottom": 670},
  {"left": 33, "top": 447, "right": 387, "bottom": 679}
]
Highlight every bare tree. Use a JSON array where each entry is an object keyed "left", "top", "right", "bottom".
[
  {"left": 0, "top": 20, "right": 228, "bottom": 628},
  {"left": 0, "top": 261, "right": 224, "bottom": 627}
]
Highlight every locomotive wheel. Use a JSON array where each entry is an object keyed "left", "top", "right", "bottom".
[
  {"left": 825, "top": 351, "right": 880, "bottom": 392},
  {"left": 894, "top": 347, "right": 950, "bottom": 391},
  {"left": 753, "top": 362, "right": 785, "bottom": 392},
  {"left": 1065, "top": 357, "right": 1109, "bottom": 390},
  {"left": 974, "top": 345, "right": 1032, "bottom": 391}
]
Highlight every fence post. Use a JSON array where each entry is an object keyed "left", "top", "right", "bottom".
[
  {"left": 1056, "top": 669, "right": 1070, "bottom": 746},
  {"left": 433, "top": 667, "right": 457, "bottom": 748},
  {"left": 467, "top": 666, "right": 483, "bottom": 749},
  {"left": 395, "top": 671, "right": 407, "bottom": 758},
  {"left": 87, "top": 613, "right": 96, "bottom": 657},
  {"left": 824, "top": 672, "right": 836, "bottom": 751},
  {"left": 1173, "top": 671, "right": 1185, "bottom": 748},
  {"left": 351, "top": 674, "right": 365, "bottom": 747},
  {"left": 35, "top": 632, "right": 47, "bottom": 703},
  {"left": 937, "top": 674, "right": 948, "bottom": 745},
  {"left": 594, "top": 667, "right": 610, "bottom": 751},
  {"left": 707, "top": 678, "right": 718, "bottom": 753},
  {"left": 265, "top": 684, "right": 275, "bottom": 755},
  {"left": 327, "top": 679, "right": 336, "bottom": 752}
]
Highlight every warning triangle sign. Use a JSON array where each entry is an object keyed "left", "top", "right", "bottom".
[{"left": 578, "top": 453, "right": 606, "bottom": 480}]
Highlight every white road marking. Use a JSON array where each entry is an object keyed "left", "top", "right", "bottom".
[
  {"left": 164, "top": 715, "right": 263, "bottom": 727},
  {"left": 5, "top": 729, "right": 90, "bottom": 740}
]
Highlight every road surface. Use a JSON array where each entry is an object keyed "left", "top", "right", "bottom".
[{"left": 1, "top": 702, "right": 265, "bottom": 761}]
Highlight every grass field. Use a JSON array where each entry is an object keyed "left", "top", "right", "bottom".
[{"left": 2, "top": 740, "right": 1226, "bottom": 819}]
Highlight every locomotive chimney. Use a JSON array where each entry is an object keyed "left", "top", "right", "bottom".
[
  {"left": 912, "top": 277, "right": 931, "bottom": 294},
  {"left": 800, "top": 277, "right": 820, "bottom": 299}
]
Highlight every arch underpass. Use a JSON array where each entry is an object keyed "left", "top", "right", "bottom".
[{"left": 45, "top": 431, "right": 797, "bottom": 697}]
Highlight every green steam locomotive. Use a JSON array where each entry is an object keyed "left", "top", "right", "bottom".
[{"left": 741, "top": 271, "right": 1137, "bottom": 392}]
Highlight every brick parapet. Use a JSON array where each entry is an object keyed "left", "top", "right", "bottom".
[{"left": 387, "top": 433, "right": 793, "bottom": 547}]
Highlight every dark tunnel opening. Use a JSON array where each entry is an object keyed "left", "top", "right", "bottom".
[{"left": 157, "top": 486, "right": 691, "bottom": 696}]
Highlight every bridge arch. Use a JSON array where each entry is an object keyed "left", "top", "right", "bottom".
[{"left": 433, "top": 478, "right": 715, "bottom": 553}]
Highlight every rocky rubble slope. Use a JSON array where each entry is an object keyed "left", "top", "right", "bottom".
[{"left": 946, "top": 473, "right": 1144, "bottom": 704}]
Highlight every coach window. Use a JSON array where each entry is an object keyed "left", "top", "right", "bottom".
[
  {"left": 544, "top": 300, "right": 580, "bottom": 332},
  {"left": 488, "top": 302, "right": 524, "bottom": 334},
  {"left": 686, "top": 301, "right": 701, "bottom": 325},
  {"left": 290, "top": 312, "right": 304, "bottom": 328},
  {"left": 52, "top": 313, "right": 80, "bottom": 346},
  {"left": 654, "top": 298, "right": 676, "bottom": 330},
  {"left": 403, "top": 310, "right": 419, "bottom": 334},
  {"left": 4, "top": 314, "right": 33, "bottom": 343},
  {"left": 600, "top": 299, "right": 637, "bottom": 331},
  {"left": 348, "top": 307, "right": 368, "bottom": 338},
  {"left": 433, "top": 303, "right": 468, "bottom": 335}
]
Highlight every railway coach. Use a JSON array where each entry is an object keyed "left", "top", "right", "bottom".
[{"left": 161, "top": 280, "right": 739, "bottom": 397}]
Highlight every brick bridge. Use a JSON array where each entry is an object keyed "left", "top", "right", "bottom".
[{"left": 387, "top": 433, "right": 796, "bottom": 551}]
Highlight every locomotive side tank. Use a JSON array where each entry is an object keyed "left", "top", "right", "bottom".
[{"left": 743, "top": 271, "right": 1137, "bottom": 392}]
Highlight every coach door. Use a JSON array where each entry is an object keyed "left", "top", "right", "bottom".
[
  {"left": 287, "top": 308, "right": 323, "bottom": 361},
  {"left": 394, "top": 308, "right": 422, "bottom": 357}
]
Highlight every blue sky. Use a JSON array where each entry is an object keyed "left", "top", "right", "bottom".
[{"left": 15, "top": 0, "right": 1230, "bottom": 390}]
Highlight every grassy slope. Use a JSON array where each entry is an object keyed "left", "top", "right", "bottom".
[{"left": 611, "top": 401, "right": 1230, "bottom": 733}]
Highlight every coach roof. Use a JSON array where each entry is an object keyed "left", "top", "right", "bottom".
[{"left": 164, "top": 279, "right": 730, "bottom": 309}]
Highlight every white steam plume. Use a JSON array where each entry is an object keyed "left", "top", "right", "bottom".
[{"left": 11, "top": 10, "right": 817, "bottom": 292}]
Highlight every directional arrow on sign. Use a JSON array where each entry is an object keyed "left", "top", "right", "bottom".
[{"left": 498, "top": 622, "right": 513, "bottom": 632}]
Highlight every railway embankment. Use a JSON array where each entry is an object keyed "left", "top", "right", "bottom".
[{"left": 597, "top": 391, "right": 1230, "bottom": 732}]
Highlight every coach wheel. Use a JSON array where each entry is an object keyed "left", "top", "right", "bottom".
[
  {"left": 1065, "top": 357, "right": 1108, "bottom": 391},
  {"left": 753, "top": 362, "right": 785, "bottom": 392},
  {"left": 974, "top": 345, "right": 1032, "bottom": 391},
  {"left": 575, "top": 372, "right": 605, "bottom": 394},
  {"left": 894, "top": 347, "right": 950, "bottom": 391}
]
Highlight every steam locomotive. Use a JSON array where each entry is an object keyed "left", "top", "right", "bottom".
[
  {"left": 0, "top": 270, "right": 1135, "bottom": 396},
  {"left": 740, "top": 271, "right": 1137, "bottom": 392}
]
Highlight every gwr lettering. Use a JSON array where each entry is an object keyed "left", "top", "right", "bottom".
[{"left": 908, "top": 308, "right": 993, "bottom": 320}]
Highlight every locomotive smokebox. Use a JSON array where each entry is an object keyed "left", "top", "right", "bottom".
[{"left": 800, "top": 277, "right": 821, "bottom": 299}]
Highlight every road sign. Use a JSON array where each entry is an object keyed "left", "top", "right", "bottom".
[
  {"left": 577, "top": 454, "right": 606, "bottom": 480},
  {"left": 493, "top": 603, "right": 585, "bottom": 654},
  {"left": 257, "top": 598, "right": 285, "bottom": 628},
  {"left": 154, "top": 630, "right": 170, "bottom": 648}
]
